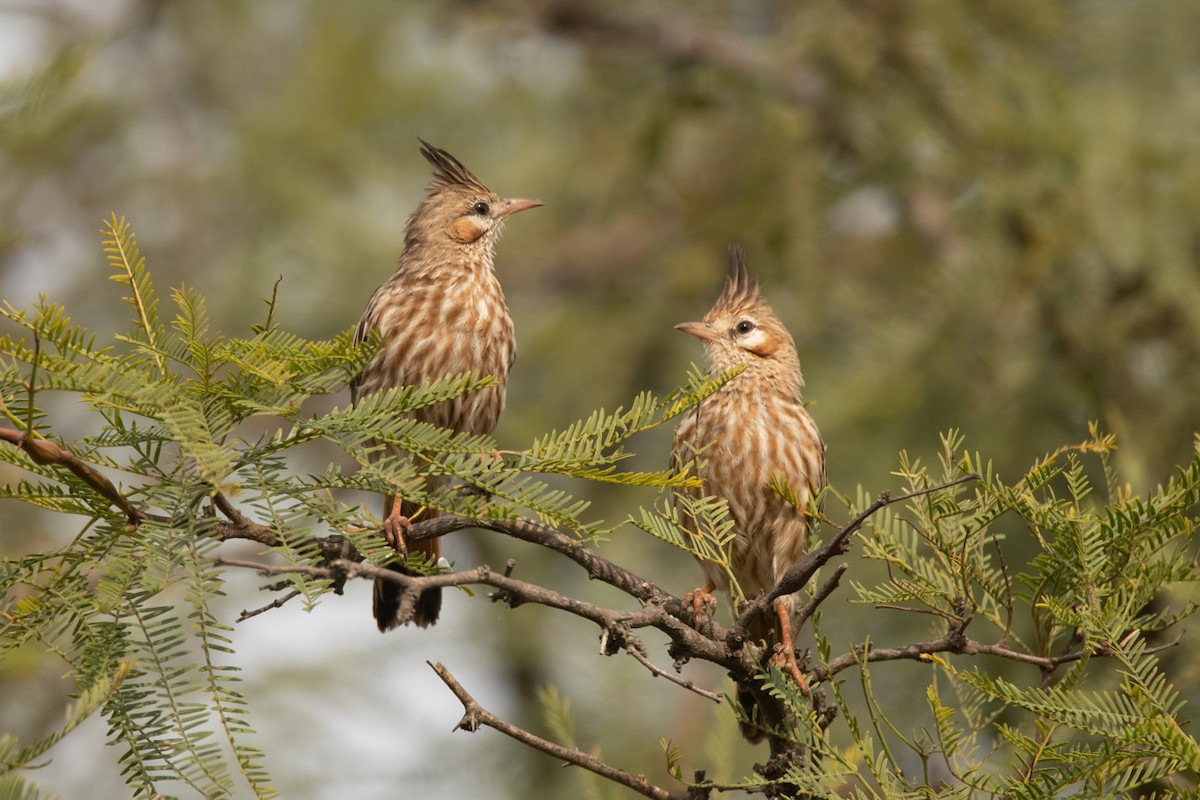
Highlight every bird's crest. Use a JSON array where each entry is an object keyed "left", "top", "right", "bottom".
[
  {"left": 419, "top": 139, "right": 492, "bottom": 195},
  {"left": 715, "top": 244, "right": 763, "bottom": 312}
]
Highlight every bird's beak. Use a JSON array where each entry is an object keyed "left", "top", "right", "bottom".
[
  {"left": 496, "top": 197, "right": 544, "bottom": 219},
  {"left": 675, "top": 321, "right": 721, "bottom": 342}
]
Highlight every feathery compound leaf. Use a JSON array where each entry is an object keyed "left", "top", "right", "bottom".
[
  {"left": 0, "top": 298, "right": 103, "bottom": 363},
  {"left": 102, "top": 214, "right": 164, "bottom": 376},
  {"left": 631, "top": 491, "right": 741, "bottom": 598},
  {"left": 170, "top": 284, "right": 220, "bottom": 379},
  {"left": 0, "top": 479, "right": 100, "bottom": 515},
  {"left": 537, "top": 685, "right": 579, "bottom": 749},
  {"left": 0, "top": 662, "right": 129, "bottom": 773},
  {"left": 158, "top": 394, "right": 236, "bottom": 490},
  {"left": 655, "top": 363, "right": 744, "bottom": 422}
]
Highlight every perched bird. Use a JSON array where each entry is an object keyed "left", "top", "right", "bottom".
[
  {"left": 351, "top": 141, "right": 542, "bottom": 632},
  {"left": 672, "top": 245, "right": 826, "bottom": 740}
]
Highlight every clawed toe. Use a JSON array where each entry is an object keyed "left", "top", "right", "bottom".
[
  {"left": 773, "top": 650, "right": 811, "bottom": 697},
  {"left": 682, "top": 583, "right": 718, "bottom": 630},
  {"left": 383, "top": 511, "right": 412, "bottom": 558},
  {"left": 773, "top": 597, "right": 811, "bottom": 698}
]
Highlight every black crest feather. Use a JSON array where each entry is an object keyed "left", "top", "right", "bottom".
[
  {"left": 717, "top": 244, "right": 762, "bottom": 310},
  {"left": 418, "top": 138, "right": 492, "bottom": 195}
]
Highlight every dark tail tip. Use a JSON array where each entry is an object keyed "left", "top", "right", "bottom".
[
  {"left": 736, "top": 686, "right": 768, "bottom": 744},
  {"left": 412, "top": 586, "right": 442, "bottom": 628},
  {"left": 373, "top": 567, "right": 442, "bottom": 632},
  {"left": 373, "top": 575, "right": 401, "bottom": 632}
]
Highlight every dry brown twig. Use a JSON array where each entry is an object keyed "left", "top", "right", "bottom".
[{"left": 430, "top": 660, "right": 695, "bottom": 800}]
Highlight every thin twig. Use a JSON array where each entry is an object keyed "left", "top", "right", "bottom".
[
  {"left": 812, "top": 628, "right": 1187, "bottom": 683},
  {"left": 813, "top": 630, "right": 967, "bottom": 683},
  {"left": 974, "top": 632, "right": 1187, "bottom": 671},
  {"left": 237, "top": 590, "right": 302, "bottom": 622},
  {"left": 623, "top": 644, "right": 723, "bottom": 703},
  {"left": 793, "top": 563, "right": 847, "bottom": 629},
  {"left": 0, "top": 429, "right": 285, "bottom": 542},
  {"left": 428, "top": 661, "right": 689, "bottom": 800}
]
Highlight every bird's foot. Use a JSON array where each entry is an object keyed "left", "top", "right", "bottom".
[
  {"left": 383, "top": 507, "right": 413, "bottom": 559},
  {"left": 683, "top": 582, "right": 718, "bottom": 630},
  {"left": 773, "top": 599, "right": 811, "bottom": 698},
  {"left": 772, "top": 649, "right": 811, "bottom": 698}
]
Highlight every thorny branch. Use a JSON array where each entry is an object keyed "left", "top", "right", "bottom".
[
  {"left": 214, "top": 553, "right": 742, "bottom": 686},
  {"left": 429, "top": 661, "right": 696, "bottom": 800},
  {"left": 7, "top": 425, "right": 1189, "bottom": 795}
]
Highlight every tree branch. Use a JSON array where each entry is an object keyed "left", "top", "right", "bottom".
[
  {"left": 811, "top": 626, "right": 1186, "bottom": 684},
  {"left": 0, "top": 426, "right": 149, "bottom": 526},
  {"left": 428, "top": 661, "right": 691, "bottom": 800},
  {"left": 405, "top": 514, "right": 679, "bottom": 609},
  {"left": 793, "top": 563, "right": 847, "bottom": 630},
  {"left": 813, "top": 629, "right": 968, "bottom": 683},
  {"left": 215, "top": 555, "right": 750, "bottom": 694},
  {"left": 0, "top": 424, "right": 287, "bottom": 541},
  {"left": 211, "top": 491, "right": 281, "bottom": 545}
]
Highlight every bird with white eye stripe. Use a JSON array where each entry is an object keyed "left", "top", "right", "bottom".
[
  {"left": 672, "top": 244, "right": 827, "bottom": 742},
  {"left": 351, "top": 140, "right": 543, "bottom": 631}
]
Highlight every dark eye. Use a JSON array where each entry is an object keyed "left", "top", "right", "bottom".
[
  {"left": 735, "top": 320, "right": 755, "bottom": 335},
  {"left": 471, "top": 201, "right": 490, "bottom": 215}
]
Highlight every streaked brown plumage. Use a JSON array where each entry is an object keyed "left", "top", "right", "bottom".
[
  {"left": 672, "top": 245, "right": 826, "bottom": 741},
  {"left": 351, "top": 140, "right": 541, "bottom": 631}
]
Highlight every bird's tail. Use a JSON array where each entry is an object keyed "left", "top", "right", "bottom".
[
  {"left": 737, "top": 597, "right": 802, "bottom": 743},
  {"left": 735, "top": 606, "right": 777, "bottom": 743},
  {"left": 373, "top": 500, "right": 443, "bottom": 631},
  {"left": 735, "top": 684, "right": 767, "bottom": 744}
]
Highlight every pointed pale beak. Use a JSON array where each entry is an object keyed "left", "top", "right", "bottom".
[
  {"left": 675, "top": 321, "right": 721, "bottom": 342},
  {"left": 496, "top": 197, "right": 544, "bottom": 219}
]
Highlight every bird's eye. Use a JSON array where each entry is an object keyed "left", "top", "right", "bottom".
[
  {"left": 735, "top": 320, "right": 756, "bottom": 335},
  {"left": 471, "top": 201, "right": 490, "bottom": 215}
]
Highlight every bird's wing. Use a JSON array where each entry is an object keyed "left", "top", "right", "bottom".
[{"left": 349, "top": 292, "right": 380, "bottom": 405}]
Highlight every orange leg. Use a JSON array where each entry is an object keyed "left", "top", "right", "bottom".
[
  {"left": 382, "top": 494, "right": 413, "bottom": 557},
  {"left": 683, "top": 581, "right": 718, "bottom": 628},
  {"left": 773, "top": 598, "right": 811, "bottom": 697}
]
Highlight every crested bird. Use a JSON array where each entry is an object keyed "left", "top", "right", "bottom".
[
  {"left": 672, "top": 244, "right": 826, "bottom": 741},
  {"left": 351, "top": 140, "right": 542, "bottom": 631}
]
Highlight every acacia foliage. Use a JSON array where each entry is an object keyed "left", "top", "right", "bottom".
[{"left": 1, "top": 221, "right": 1198, "bottom": 799}]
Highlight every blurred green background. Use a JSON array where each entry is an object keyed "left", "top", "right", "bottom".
[{"left": 2, "top": 1, "right": 1199, "bottom": 797}]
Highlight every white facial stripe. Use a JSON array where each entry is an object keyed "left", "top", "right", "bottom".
[{"left": 738, "top": 327, "right": 768, "bottom": 352}]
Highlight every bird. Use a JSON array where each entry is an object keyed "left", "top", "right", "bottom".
[
  {"left": 671, "top": 244, "right": 826, "bottom": 741},
  {"left": 350, "top": 140, "right": 542, "bottom": 632}
]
